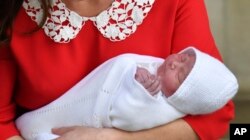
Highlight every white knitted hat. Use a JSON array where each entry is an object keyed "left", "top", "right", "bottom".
[{"left": 167, "top": 47, "right": 239, "bottom": 115}]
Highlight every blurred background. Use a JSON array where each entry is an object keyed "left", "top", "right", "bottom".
[{"left": 204, "top": 0, "right": 250, "bottom": 139}]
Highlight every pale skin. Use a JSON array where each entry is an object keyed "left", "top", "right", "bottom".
[
  {"left": 8, "top": 121, "right": 199, "bottom": 140},
  {"left": 135, "top": 52, "right": 196, "bottom": 97},
  {"left": 8, "top": 0, "right": 199, "bottom": 139}
]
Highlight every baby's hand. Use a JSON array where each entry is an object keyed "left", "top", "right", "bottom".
[{"left": 135, "top": 67, "right": 161, "bottom": 96}]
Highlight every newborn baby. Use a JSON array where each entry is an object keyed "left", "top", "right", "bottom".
[
  {"left": 135, "top": 49, "right": 195, "bottom": 97},
  {"left": 16, "top": 47, "right": 238, "bottom": 140}
]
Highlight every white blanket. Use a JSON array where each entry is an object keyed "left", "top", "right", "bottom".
[{"left": 15, "top": 54, "right": 185, "bottom": 140}]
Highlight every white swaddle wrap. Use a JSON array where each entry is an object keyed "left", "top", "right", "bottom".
[{"left": 15, "top": 54, "right": 185, "bottom": 140}]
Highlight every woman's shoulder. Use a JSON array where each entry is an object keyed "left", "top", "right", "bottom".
[{"left": 13, "top": 6, "right": 39, "bottom": 33}]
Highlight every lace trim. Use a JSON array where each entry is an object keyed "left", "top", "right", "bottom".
[{"left": 23, "top": 0, "right": 155, "bottom": 43}]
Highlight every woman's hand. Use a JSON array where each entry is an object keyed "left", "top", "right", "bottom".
[
  {"left": 52, "top": 119, "right": 198, "bottom": 140},
  {"left": 52, "top": 126, "right": 128, "bottom": 140},
  {"left": 7, "top": 136, "right": 24, "bottom": 140}
]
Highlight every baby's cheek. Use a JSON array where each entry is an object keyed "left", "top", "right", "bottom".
[{"left": 161, "top": 79, "right": 177, "bottom": 97}]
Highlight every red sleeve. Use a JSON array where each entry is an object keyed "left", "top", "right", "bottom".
[
  {"left": 0, "top": 45, "right": 20, "bottom": 139},
  {"left": 171, "top": 0, "right": 234, "bottom": 139}
]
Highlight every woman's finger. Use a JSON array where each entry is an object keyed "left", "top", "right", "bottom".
[{"left": 52, "top": 126, "right": 76, "bottom": 135}]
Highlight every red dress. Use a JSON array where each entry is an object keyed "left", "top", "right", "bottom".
[{"left": 0, "top": 0, "right": 234, "bottom": 139}]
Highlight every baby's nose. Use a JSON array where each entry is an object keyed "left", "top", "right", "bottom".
[
  {"left": 169, "top": 61, "right": 176, "bottom": 69},
  {"left": 169, "top": 60, "right": 182, "bottom": 69}
]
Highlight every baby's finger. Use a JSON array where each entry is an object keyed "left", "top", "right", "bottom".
[
  {"left": 152, "top": 82, "right": 162, "bottom": 95},
  {"left": 147, "top": 79, "right": 161, "bottom": 95},
  {"left": 135, "top": 68, "right": 150, "bottom": 83},
  {"left": 143, "top": 79, "right": 154, "bottom": 88},
  {"left": 135, "top": 73, "right": 144, "bottom": 83},
  {"left": 144, "top": 74, "right": 157, "bottom": 88},
  {"left": 140, "top": 71, "right": 151, "bottom": 83}
]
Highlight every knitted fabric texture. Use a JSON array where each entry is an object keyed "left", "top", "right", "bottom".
[
  {"left": 167, "top": 47, "right": 239, "bottom": 115},
  {"left": 15, "top": 54, "right": 185, "bottom": 140}
]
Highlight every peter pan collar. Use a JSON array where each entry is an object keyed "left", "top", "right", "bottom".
[{"left": 23, "top": 0, "right": 155, "bottom": 43}]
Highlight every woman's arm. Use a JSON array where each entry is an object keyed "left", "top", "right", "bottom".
[
  {"left": 53, "top": 119, "right": 198, "bottom": 140},
  {"left": 115, "top": 119, "right": 198, "bottom": 140},
  {"left": 0, "top": 46, "right": 19, "bottom": 139}
]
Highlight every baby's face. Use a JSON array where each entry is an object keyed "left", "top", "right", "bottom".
[{"left": 157, "top": 52, "right": 195, "bottom": 97}]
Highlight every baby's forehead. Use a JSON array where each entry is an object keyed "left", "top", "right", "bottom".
[
  {"left": 181, "top": 49, "right": 196, "bottom": 64},
  {"left": 180, "top": 49, "right": 196, "bottom": 56},
  {"left": 181, "top": 50, "right": 196, "bottom": 76}
]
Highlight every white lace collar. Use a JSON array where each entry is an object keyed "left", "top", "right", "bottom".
[{"left": 23, "top": 0, "right": 155, "bottom": 43}]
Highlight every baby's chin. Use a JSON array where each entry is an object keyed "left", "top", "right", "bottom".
[{"left": 162, "top": 90, "right": 174, "bottom": 97}]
